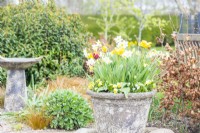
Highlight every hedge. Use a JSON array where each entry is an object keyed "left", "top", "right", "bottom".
[{"left": 0, "top": 2, "right": 89, "bottom": 86}]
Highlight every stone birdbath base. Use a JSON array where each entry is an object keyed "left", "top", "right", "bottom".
[{"left": 0, "top": 57, "right": 42, "bottom": 112}]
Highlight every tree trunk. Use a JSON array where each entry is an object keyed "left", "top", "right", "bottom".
[{"left": 138, "top": 22, "right": 144, "bottom": 44}]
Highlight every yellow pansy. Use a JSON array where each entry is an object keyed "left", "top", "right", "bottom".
[
  {"left": 113, "top": 84, "right": 117, "bottom": 89},
  {"left": 102, "top": 46, "right": 108, "bottom": 53},
  {"left": 139, "top": 40, "right": 151, "bottom": 49},
  {"left": 98, "top": 81, "right": 103, "bottom": 87},
  {"left": 87, "top": 53, "right": 93, "bottom": 59},
  {"left": 113, "top": 88, "right": 118, "bottom": 94},
  {"left": 89, "top": 66, "right": 94, "bottom": 72},
  {"left": 88, "top": 82, "right": 95, "bottom": 90},
  {"left": 96, "top": 79, "right": 101, "bottom": 83},
  {"left": 117, "top": 83, "right": 122, "bottom": 88}
]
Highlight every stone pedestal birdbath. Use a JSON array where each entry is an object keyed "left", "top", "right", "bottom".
[{"left": 0, "top": 57, "right": 42, "bottom": 111}]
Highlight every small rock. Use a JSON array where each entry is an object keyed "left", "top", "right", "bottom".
[
  {"left": 75, "top": 128, "right": 97, "bottom": 133},
  {"left": 150, "top": 128, "right": 174, "bottom": 133},
  {"left": 145, "top": 127, "right": 159, "bottom": 133}
]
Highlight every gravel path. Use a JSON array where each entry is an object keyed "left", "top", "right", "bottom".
[{"left": 1, "top": 130, "right": 73, "bottom": 133}]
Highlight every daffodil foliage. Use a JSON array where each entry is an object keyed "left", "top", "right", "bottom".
[{"left": 85, "top": 36, "right": 160, "bottom": 97}]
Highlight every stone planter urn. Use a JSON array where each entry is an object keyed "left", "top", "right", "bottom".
[
  {"left": 87, "top": 90, "right": 156, "bottom": 133},
  {"left": 0, "top": 57, "right": 42, "bottom": 111}
]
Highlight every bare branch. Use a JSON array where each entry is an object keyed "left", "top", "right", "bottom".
[{"left": 174, "top": 0, "right": 186, "bottom": 13}]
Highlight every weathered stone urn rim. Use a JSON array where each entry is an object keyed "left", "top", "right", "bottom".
[{"left": 87, "top": 90, "right": 156, "bottom": 100}]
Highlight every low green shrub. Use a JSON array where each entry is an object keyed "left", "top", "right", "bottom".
[
  {"left": 0, "top": 1, "right": 89, "bottom": 86},
  {"left": 45, "top": 89, "right": 93, "bottom": 130}
]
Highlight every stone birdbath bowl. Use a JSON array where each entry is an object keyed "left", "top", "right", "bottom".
[{"left": 0, "top": 57, "right": 42, "bottom": 111}]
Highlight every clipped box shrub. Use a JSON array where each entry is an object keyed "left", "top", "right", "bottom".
[
  {"left": 45, "top": 89, "right": 93, "bottom": 130},
  {"left": 0, "top": 1, "right": 89, "bottom": 85}
]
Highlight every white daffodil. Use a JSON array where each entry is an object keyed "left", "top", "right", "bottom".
[
  {"left": 147, "top": 49, "right": 170, "bottom": 58},
  {"left": 86, "top": 58, "right": 95, "bottom": 66},
  {"left": 102, "top": 57, "right": 112, "bottom": 64},
  {"left": 147, "top": 49, "right": 159, "bottom": 58},
  {"left": 96, "top": 40, "right": 102, "bottom": 47},
  {"left": 92, "top": 45, "right": 98, "bottom": 51},
  {"left": 99, "top": 52, "right": 104, "bottom": 57},
  {"left": 122, "top": 50, "right": 133, "bottom": 58},
  {"left": 83, "top": 49, "right": 88, "bottom": 58},
  {"left": 116, "top": 40, "right": 128, "bottom": 48},
  {"left": 92, "top": 40, "right": 102, "bottom": 51},
  {"left": 114, "top": 36, "right": 123, "bottom": 44}
]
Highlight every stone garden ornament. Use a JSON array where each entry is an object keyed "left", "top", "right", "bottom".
[
  {"left": 0, "top": 56, "right": 42, "bottom": 111},
  {"left": 84, "top": 36, "right": 160, "bottom": 133}
]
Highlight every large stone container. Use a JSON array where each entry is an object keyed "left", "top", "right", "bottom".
[{"left": 87, "top": 90, "right": 156, "bottom": 133}]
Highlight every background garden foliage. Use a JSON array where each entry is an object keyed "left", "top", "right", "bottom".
[
  {"left": 0, "top": 1, "right": 89, "bottom": 86},
  {"left": 82, "top": 15, "right": 178, "bottom": 46}
]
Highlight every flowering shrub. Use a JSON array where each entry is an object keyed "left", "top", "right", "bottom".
[{"left": 84, "top": 36, "right": 160, "bottom": 97}]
